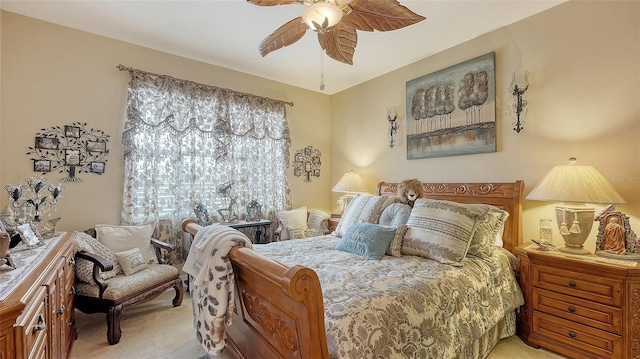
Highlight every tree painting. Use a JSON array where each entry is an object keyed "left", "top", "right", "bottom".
[
  {"left": 405, "top": 52, "right": 495, "bottom": 159},
  {"left": 27, "top": 122, "right": 110, "bottom": 182}
]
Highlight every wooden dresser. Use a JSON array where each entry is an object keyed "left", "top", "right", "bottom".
[
  {"left": 0, "top": 232, "right": 76, "bottom": 359},
  {"left": 516, "top": 244, "right": 640, "bottom": 359}
]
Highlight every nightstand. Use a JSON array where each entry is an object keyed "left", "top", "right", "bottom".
[
  {"left": 328, "top": 214, "right": 341, "bottom": 233},
  {"left": 516, "top": 244, "right": 640, "bottom": 359}
]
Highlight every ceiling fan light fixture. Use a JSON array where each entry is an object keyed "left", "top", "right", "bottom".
[{"left": 302, "top": 2, "right": 343, "bottom": 33}]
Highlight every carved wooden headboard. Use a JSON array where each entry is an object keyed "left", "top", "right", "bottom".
[{"left": 377, "top": 181, "right": 524, "bottom": 254}]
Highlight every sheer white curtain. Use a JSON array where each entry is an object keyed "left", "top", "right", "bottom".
[{"left": 120, "top": 68, "right": 292, "bottom": 262}]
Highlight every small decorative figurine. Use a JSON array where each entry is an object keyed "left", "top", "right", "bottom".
[{"left": 594, "top": 205, "right": 640, "bottom": 260}]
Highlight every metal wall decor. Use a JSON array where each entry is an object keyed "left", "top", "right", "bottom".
[
  {"left": 387, "top": 106, "right": 399, "bottom": 148},
  {"left": 293, "top": 146, "right": 321, "bottom": 182},
  {"left": 27, "top": 122, "right": 110, "bottom": 182},
  {"left": 510, "top": 70, "right": 529, "bottom": 133}
]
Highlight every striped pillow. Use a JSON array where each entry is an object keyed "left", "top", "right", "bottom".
[
  {"left": 333, "top": 195, "right": 390, "bottom": 237},
  {"left": 402, "top": 198, "right": 489, "bottom": 266}
]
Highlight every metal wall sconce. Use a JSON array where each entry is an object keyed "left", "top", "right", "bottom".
[
  {"left": 387, "top": 106, "right": 398, "bottom": 148},
  {"left": 510, "top": 70, "right": 529, "bottom": 133}
]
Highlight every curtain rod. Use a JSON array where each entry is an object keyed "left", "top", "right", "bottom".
[{"left": 116, "top": 64, "right": 294, "bottom": 107}]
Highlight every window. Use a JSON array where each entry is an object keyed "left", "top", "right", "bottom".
[{"left": 120, "top": 68, "right": 292, "bottom": 260}]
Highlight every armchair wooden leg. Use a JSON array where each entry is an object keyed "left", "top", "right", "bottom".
[
  {"left": 106, "top": 304, "right": 123, "bottom": 345},
  {"left": 172, "top": 278, "right": 184, "bottom": 307}
]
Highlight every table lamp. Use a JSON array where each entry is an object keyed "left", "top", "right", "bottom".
[
  {"left": 332, "top": 170, "right": 367, "bottom": 214},
  {"left": 526, "top": 157, "right": 625, "bottom": 254}
]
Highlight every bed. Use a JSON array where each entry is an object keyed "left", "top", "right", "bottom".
[{"left": 182, "top": 180, "right": 525, "bottom": 359}]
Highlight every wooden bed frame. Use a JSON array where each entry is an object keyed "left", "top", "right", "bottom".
[{"left": 182, "top": 180, "right": 524, "bottom": 359}]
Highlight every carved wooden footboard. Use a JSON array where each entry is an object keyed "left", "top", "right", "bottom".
[
  {"left": 182, "top": 180, "right": 524, "bottom": 359},
  {"left": 182, "top": 218, "right": 330, "bottom": 359}
]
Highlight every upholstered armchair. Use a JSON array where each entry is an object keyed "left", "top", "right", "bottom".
[
  {"left": 274, "top": 207, "right": 330, "bottom": 241},
  {"left": 73, "top": 226, "right": 184, "bottom": 345}
]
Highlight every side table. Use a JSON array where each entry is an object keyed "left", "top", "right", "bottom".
[
  {"left": 516, "top": 243, "right": 640, "bottom": 359},
  {"left": 328, "top": 214, "right": 341, "bottom": 233},
  {"left": 224, "top": 219, "right": 272, "bottom": 244}
]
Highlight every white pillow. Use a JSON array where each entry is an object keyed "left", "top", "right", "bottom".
[
  {"left": 114, "top": 247, "right": 149, "bottom": 275},
  {"left": 95, "top": 223, "right": 157, "bottom": 264},
  {"left": 276, "top": 206, "right": 308, "bottom": 240}
]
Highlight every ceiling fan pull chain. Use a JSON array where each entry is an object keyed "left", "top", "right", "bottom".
[{"left": 319, "top": 48, "right": 326, "bottom": 91}]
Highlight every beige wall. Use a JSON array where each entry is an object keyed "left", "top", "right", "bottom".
[
  {"left": 0, "top": 12, "right": 332, "bottom": 231},
  {"left": 2, "top": 1, "right": 639, "bottom": 253},
  {"left": 330, "top": 0, "right": 640, "bottom": 252}
]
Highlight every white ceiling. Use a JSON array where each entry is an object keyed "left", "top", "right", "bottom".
[{"left": 1, "top": 0, "right": 565, "bottom": 94}]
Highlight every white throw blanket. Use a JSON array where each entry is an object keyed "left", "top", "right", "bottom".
[{"left": 183, "top": 224, "right": 252, "bottom": 356}]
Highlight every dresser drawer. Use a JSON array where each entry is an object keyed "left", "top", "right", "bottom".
[
  {"left": 15, "top": 286, "right": 48, "bottom": 358},
  {"left": 533, "top": 288, "right": 622, "bottom": 333},
  {"left": 533, "top": 311, "right": 622, "bottom": 359},
  {"left": 532, "top": 264, "right": 622, "bottom": 306}
]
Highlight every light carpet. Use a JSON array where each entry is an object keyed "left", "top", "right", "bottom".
[{"left": 70, "top": 287, "right": 567, "bottom": 359}]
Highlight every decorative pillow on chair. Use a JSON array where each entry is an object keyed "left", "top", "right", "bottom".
[
  {"left": 95, "top": 223, "right": 157, "bottom": 264},
  {"left": 336, "top": 223, "right": 398, "bottom": 260},
  {"left": 114, "top": 247, "right": 149, "bottom": 275},
  {"left": 333, "top": 196, "right": 389, "bottom": 237},
  {"left": 467, "top": 206, "right": 509, "bottom": 259},
  {"left": 73, "top": 231, "right": 122, "bottom": 284},
  {"left": 286, "top": 226, "right": 307, "bottom": 240},
  {"left": 276, "top": 206, "right": 308, "bottom": 240},
  {"left": 402, "top": 198, "right": 489, "bottom": 266},
  {"left": 306, "top": 209, "right": 330, "bottom": 237}
]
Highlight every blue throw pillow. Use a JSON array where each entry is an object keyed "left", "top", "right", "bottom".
[{"left": 335, "top": 223, "right": 397, "bottom": 260}]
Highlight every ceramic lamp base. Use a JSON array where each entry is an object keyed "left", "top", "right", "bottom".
[{"left": 558, "top": 245, "right": 591, "bottom": 255}]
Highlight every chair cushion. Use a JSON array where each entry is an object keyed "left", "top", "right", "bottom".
[{"left": 74, "top": 263, "right": 179, "bottom": 300}]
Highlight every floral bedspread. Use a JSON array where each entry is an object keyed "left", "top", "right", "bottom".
[{"left": 253, "top": 235, "right": 524, "bottom": 359}]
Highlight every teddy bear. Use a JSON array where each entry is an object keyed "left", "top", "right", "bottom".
[{"left": 396, "top": 178, "right": 424, "bottom": 207}]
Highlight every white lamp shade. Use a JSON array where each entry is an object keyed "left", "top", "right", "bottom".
[
  {"left": 303, "top": 2, "right": 343, "bottom": 33},
  {"left": 526, "top": 157, "right": 625, "bottom": 204},
  {"left": 332, "top": 170, "right": 366, "bottom": 193}
]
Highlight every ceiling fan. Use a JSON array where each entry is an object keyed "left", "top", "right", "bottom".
[{"left": 248, "top": 0, "right": 426, "bottom": 65}]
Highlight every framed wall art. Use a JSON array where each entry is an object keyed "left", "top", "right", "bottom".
[
  {"left": 90, "top": 162, "right": 105, "bottom": 174},
  {"left": 35, "top": 137, "right": 59, "bottom": 150},
  {"left": 33, "top": 159, "right": 51, "bottom": 173},
  {"left": 405, "top": 52, "right": 496, "bottom": 159}
]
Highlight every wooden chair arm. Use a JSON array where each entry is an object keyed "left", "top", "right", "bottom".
[
  {"left": 150, "top": 237, "right": 176, "bottom": 264},
  {"left": 75, "top": 250, "right": 113, "bottom": 297},
  {"left": 150, "top": 237, "right": 176, "bottom": 251}
]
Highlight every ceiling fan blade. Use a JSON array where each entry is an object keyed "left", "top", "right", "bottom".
[
  {"left": 318, "top": 24, "right": 357, "bottom": 65},
  {"left": 341, "top": 0, "right": 426, "bottom": 32},
  {"left": 259, "top": 17, "right": 308, "bottom": 57},
  {"left": 247, "top": 0, "right": 300, "bottom": 6}
]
